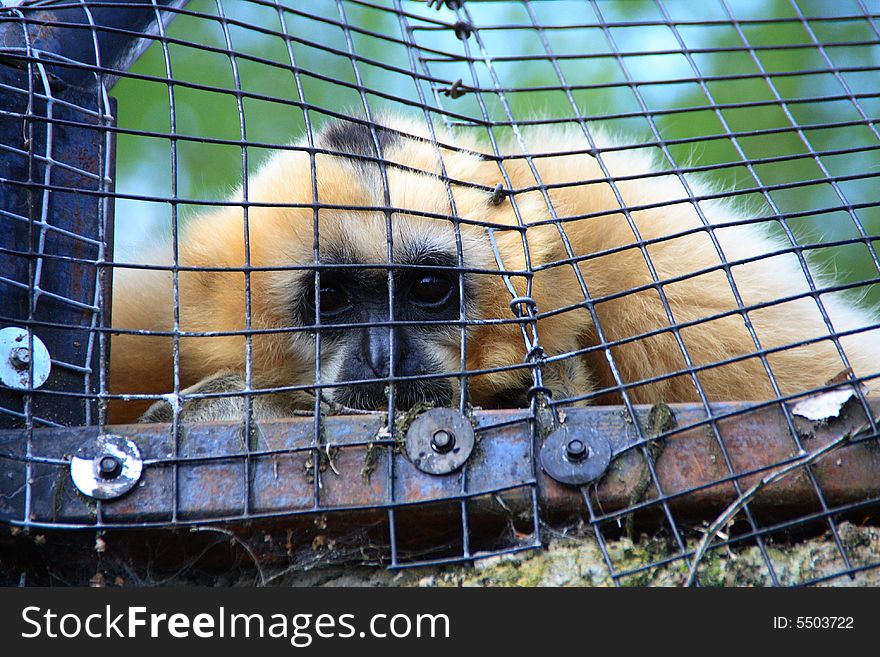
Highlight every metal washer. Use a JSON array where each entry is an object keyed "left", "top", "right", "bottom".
[
  {"left": 405, "top": 408, "right": 475, "bottom": 475},
  {"left": 0, "top": 327, "right": 51, "bottom": 390},
  {"left": 70, "top": 434, "right": 143, "bottom": 500},
  {"left": 540, "top": 424, "right": 612, "bottom": 486}
]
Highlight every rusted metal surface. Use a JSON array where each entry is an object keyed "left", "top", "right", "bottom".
[
  {"left": 0, "top": 0, "right": 187, "bottom": 90},
  {"left": 0, "top": 77, "right": 112, "bottom": 427},
  {"left": 0, "top": 7, "right": 120, "bottom": 427},
  {"left": 1, "top": 399, "right": 878, "bottom": 536},
  {"left": 548, "top": 398, "right": 880, "bottom": 523}
]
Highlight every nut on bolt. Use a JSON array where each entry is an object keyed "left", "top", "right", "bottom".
[
  {"left": 9, "top": 346, "right": 31, "bottom": 370},
  {"left": 431, "top": 429, "right": 456, "bottom": 454},
  {"left": 97, "top": 455, "right": 123, "bottom": 480},
  {"left": 565, "top": 438, "right": 588, "bottom": 462}
]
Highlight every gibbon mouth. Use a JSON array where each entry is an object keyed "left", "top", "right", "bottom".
[{"left": 332, "top": 378, "right": 453, "bottom": 411}]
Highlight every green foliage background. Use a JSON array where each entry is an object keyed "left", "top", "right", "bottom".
[{"left": 111, "top": 0, "right": 880, "bottom": 305}]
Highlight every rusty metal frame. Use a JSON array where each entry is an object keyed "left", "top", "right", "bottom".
[{"left": 2, "top": 398, "right": 877, "bottom": 561}]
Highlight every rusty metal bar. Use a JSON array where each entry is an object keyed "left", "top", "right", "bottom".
[
  {"left": 1, "top": 399, "right": 878, "bottom": 536},
  {"left": 0, "top": 60, "right": 116, "bottom": 428}
]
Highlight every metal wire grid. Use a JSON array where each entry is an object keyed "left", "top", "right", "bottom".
[
  {"left": 0, "top": 0, "right": 878, "bottom": 584},
  {"left": 0, "top": 18, "right": 113, "bottom": 433}
]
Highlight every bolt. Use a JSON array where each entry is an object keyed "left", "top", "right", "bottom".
[
  {"left": 453, "top": 21, "right": 471, "bottom": 40},
  {"left": 9, "top": 346, "right": 30, "bottom": 370},
  {"left": 565, "top": 438, "right": 588, "bottom": 462},
  {"left": 97, "top": 455, "right": 122, "bottom": 480},
  {"left": 491, "top": 183, "right": 506, "bottom": 205},
  {"left": 443, "top": 78, "right": 466, "bottom": 99},
  {"left": 431, "top": 429, "right": 456, "bottom": 454}
]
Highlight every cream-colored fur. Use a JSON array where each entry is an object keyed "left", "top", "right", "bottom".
[{"left": 109, "top": 116, "right": 879, "bottom": 422}]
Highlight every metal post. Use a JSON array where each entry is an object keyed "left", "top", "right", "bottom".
[{"left": 0, "top": 0, "right": 186, "bottom": 428}]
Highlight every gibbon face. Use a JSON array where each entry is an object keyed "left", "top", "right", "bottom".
[
  {"left": 257, "top": 119, "right": 522, "bottom": 410},
  {"left": 294, "top": 241, "right": 465, "bottom": 410}
]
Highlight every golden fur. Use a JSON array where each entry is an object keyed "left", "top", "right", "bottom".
[{"left": 109, "top": 116, "right": 879, "bottom": 423}]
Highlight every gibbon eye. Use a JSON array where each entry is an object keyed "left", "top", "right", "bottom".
[
  {"left": 316, "top": 284, "right": 351, "bottom": 317},
  {"left": 410, "top": 274, "right": 453, "bottom": 307}
]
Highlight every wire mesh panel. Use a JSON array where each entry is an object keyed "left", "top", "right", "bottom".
[{"left": 1, "top": 0, "right": 879, "bottom": 586}]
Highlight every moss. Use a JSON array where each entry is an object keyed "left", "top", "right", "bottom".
[
  {"left": 533, "top": 399, "right": 557, "bottom": 441},
  {"left": 360, "top": 441, "right": 380, "bottom": 484},
  {"left": 624, "top": 403, "right": 675, "bottom": 541},
  {"left": 52, "top": 468, "right": 69, "bottom": 521},
  {"left": 647, "top": 402, "right": 676, "bottom": 436},
  {"left": 303, "top": 444, "right": 341, "bottom": 482},
  {"left": 268, "top": 521, "right": 880, "bottom": 587},
  {"left": 393, "top": 401, "right": 437, "bottom": 452},
  {"left": 695, "top": 551, "right": 727, "bottom": 587}
]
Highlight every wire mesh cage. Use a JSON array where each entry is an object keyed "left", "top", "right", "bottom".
[{"left": 1, "top": 0, "right": 880, "bottom": 586}]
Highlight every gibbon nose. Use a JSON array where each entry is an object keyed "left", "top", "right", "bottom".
[{"left": 361, "top": 326, "right": 405, "bottom": 379}]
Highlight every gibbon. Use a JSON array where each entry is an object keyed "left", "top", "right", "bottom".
[{"left": 109, "top": 115, "right": 880, "bottom": 423}]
